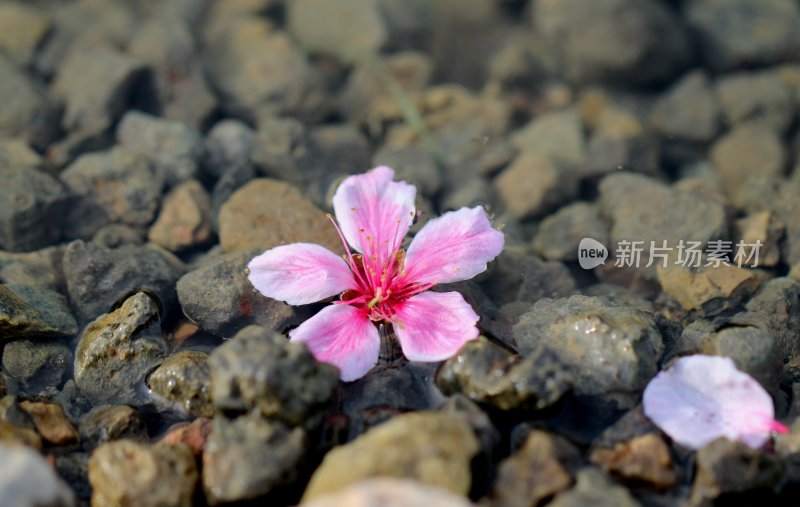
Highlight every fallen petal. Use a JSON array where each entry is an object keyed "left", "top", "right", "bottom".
[
  {"left": 290, "top": 304, "right": 379, "bottom": 382},
  {"left": 403, "top": 206, "right": 504, "bottom": 285},
  {"left": 248, "top": 243, "right": 356, "bottom": 305},
  {"left": 332, "top": 166, "right": 416, "bottom": 259},
  {"left": 643, "top": 354, "right": 784, "bottom": 450},
  {"left": 392, "top": 291, "right": 479, "bottom": 362}
]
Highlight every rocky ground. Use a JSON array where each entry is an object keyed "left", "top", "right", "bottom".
[{"left": 2, "top": 0, "right": 800, "bottom": 505}]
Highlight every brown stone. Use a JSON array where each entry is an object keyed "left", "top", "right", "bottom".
[
  {"left": 160, "top": 418, "right": 212, "bottom": 456},
  {"left": 590, "top": 434, "right": 676, "bottom": 488},
  {"left": 148, "top": 179, "right": 213, "bottom": 252},
  {"left": 733, "top": 210, "right": 784, "bottom": 267},
  {"left": 657, "top": 262, "right": 762, "bottom": 314},
  {"left": 18, "top": 401, "right": 78, "bottom": 446}
]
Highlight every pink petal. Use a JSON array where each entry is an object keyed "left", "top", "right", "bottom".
[
  {"left": 402, "top": 206, "right": 504, "bottom": 285},
  {"left": 247, "top": 243, "right": 356, "bottom": 305},
  {"left": 332, "top": 166, "right": 416, "bottom": 257},
  {"left": 643, "top": 354, "right": 781, "bottom": 450},
  {"left": 289, "top": 304, "right": 379, "bottom": 381},
  {"left": 392, "top": 291, "right": 479, "bottom": 362}
]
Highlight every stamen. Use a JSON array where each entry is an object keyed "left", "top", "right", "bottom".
[{"left": 326, "top": 214, "right": 368, "bottom": 290}]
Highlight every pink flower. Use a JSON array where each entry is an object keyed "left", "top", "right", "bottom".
[
  {"left": 643, "top": 354, "right": 789, "bottom": 450},
  {"left": 247, "top": 166, "right": 505, "bottom": 381}
]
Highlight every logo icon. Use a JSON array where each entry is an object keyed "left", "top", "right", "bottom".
[{"left": 578, "top": 237, "right": 608, "bottom": 269}]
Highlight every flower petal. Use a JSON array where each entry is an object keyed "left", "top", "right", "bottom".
[
  {"left": 332, "top": 166, "right": 416, "bottom": 257},
  {"left": 392, "top": 291, "right": 479, "bottom": 362},
  {"left": 247, "top": 243, "right": 356, "bottom": 305},
  {"left": 643, "top": 354, "right": 781, "bottom": 450},
  {"left": 290, "top": 304, "right": 379, "bottom": 381},
  {"left": 402, "top": 206, "right": 504, "bottom": 285}
]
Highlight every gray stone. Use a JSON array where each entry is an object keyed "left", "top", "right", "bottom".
[
  {"left": 746, "top": 278, "right": 800, "bottom": 359},
  {"left": 510, "top": 109, "right": 586, "bottom": 173},
  {"left": 203, "top": 119, "right": 255, "bottom": 179},
  {"left": 686, "top": 0, "right": 800, "bottom": 72},
  {"left": 436, "top": 337, "right": 572, "bottom": 411},
  {"left": 251, "top": 117, "right": 309, "bottom": 185},
  {"left": 148, "top": 350, "right": 213, "bottom": 418},
  {"left": 202, "top": 411, "right": 306, "bottom": 504},
  {"left": 89, "top": 440, "right": 198, "bottom": 507},
  {"left": 210, "top": 162, "right": 255, "bottom": 233},
  {"left": 117, "top": 111, "right": 205, "bottom": 186},
  {"left": 51, "top": 45, "right": 144, "bottom": 134},
  {"left": 533, "top": 0, "right": 689, "bottom": 85},
  {"left": 0, "top": 55, "right": 59, "bottom": 149},
  {"left": 512, "top": 295, "right": 663, "bottom": 395},
  {"left": 0, "top": 246, "right": 64, "bottom": 292},
  {"left": 532, "top": 202, "right": 609, "bottom": 261},
  {"left": 702, "top": 324, "right": 783, "bottom": 395},
  {"left": 176, "top": 250, "right": 296, "bottom": 337},
  {"left": 0, "top": 284, "right": 76, "bottom": 339},
  {"left": 711, "top": 123, "right": 787, "bottom": 196},
  {"left": 372, "top": 146, "right": 442, "bottom": 197},
  {"left": 73, "top": 292, "right": 168, "bottom": 405},
  {"left": 209, "top": 326, "right": 338, "bottom": 426},
  {"left": 78, "top": 405, "right": 148, "bottom": 452},
  {"left": 5, "top": 284, "right": 77, "bottom": 337},
  {"left": 650, "top": 71, "right": 721, "bottom": 143},
  {"left": 60, "top": 147, "right": 164, "bottom": 239},
  {"left": 586, "top": 108, "right": 658, "bottom": 177},
  {"left": 63, "top": 240, "right": 183, "bottom": 323},
  {"left": 0, "top": 161, "right": 66, "bottom": 252},
  {"left": 549, "top": 468, "right": 640, "bottom": 507},
  {"left": 716, "top": 70, "right": 795, "bottom": 133},
  {"left": 0, "top": 2, "right": 51, "bottom": 67},
  {"left": 0, "top": 443, "right": 76, "bottom": 507},
  {"left": 2, "top": 338, "right": 71, "bottom": 394},
  {"left": 485, "top": 248, "right": 578, "bottom": 307},
  {"left": 91, "top": 224, "right": 145, "bottom": 249}
]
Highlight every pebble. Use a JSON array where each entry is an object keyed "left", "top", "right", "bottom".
[
  {"left": 2, "top": 338, "right": 72, "bottom": 394},
  {"left": 656, "top": 262, "right": 761, "bottom": 315},
  {"left": 218, "top": 178, "right": 341, "bottom": 253},
  {"left": 650, "top": 70, "right": 721, "bottom": 143},
  {"left": 746, "top": 278, "right": 800, "bottom": 360},
  {"left": 710, "top": 123, "right": 787, "bottom": 196},
  {"left": 491, "top": 430, "right": 580, "bottom": 507},
  {"left": 302, "top": 478, "right": 475, "bottom": 507},
  {"left": 532, "top": 202, "right": 609, "bottom": 261},
  {"left": 512, "top": 295, "right": 663, "bottom": 395},
  {"left": 78, "top": 405, "right": 148, "bottom": 452},
  {"left": 510, "top": 109, "right": 586, "bottom": 173},
  {"left": 116, "top": 111, "right": 205, "bottom": 186},
  {"left": 203, "top": 119, "right": 255, "bottom": 180},
  {"left": 148, "top": 350, "right": 213, "bottom": 418},
  {"left": 89, "top": 440, "right": 198, "bottom": 507},
  {"left": 0, "top": 443, "right": 76, "bottom": 507},
  {"left": 548, "top": 468, "right": 640, "bottom": 507},
  {"left": 0, "top": 2, "right": 51, "bottom": 66},
  {"left": 702, "top": 322, "right": 783, "bottom": 394},
  {"left": 202, "top": 411, "right": 306, "bottom": 504},
  {"left": 495, "top": 151, "right": 577, "bottom": 219},
  {"left": 251, "top": 117, "right": 309, "bottom": 185},
  {"left": 0, "top": 284, "right": 77, "bottom": 340},
  {"left": 716, "top": 70, "right": 795, "bottom": 133},
  {"left": 176, "top": 250, "right": 296, "bottom": 337},
  {"left": 733, "top": 210, "right": 784, "bottom": 267},
  {"left": 0, "top": 55, "right": 59, "bottom": 149},
  {"left": 73, "top": 292, "right": 168, "bottom": 405},
  {"left": 590, "top": 434, "right": 676, "bottom": 488},
  {"left": 209, "top": 326, "right": 338, "bottom": 426},
  {"left": 302, "top": 411, "right": 480, "bottom": 501},
  {"left": 18, "top": 401, "right": 79, "bottom": 446},
  {"left": 148, "top": 179, "right": 213, "bottom": 252},
  {"left": 586, "top": 108, "right": 659, "bottom": 177},
  {"left": 159, "top": 417, "right": 212, "bottom": 456}
]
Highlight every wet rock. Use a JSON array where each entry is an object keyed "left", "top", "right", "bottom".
[
  {"left": 436, "top": 337, "right": 572, "bottom": 411},
  {"left": 160, "top": 417, "right": 212, "bottom": 456},
  {"left": 18, "top": 401, "right": 78, "bottom": 446},
  {"left": 209, "top": 326, "right": 338, "bottom": 426},
  {"left": 117, "top": 111, "right": 205, "bottom": 186},
  {"left": 716, "top": 70, "right": 795, "bottom": 133},
  {"left": 148, "top": 179, "right": 213, "bottom": 252},
  {"left": 0, "top": 2, "right": 51, "bottom": 66},
  {"left": 510, "top": 109, "right": 585, "bottom": 174},
  {"left": 202, "top": 411, "right": 306, "bottom": 504},
  {"left": 0, "top": 443, "right": 76, "bottom": 507},
  {"left": 650, "top": 71, "right": 720, "bottom": 143},
  {"left": 590, "top": 434, "right": 676, "bottom": 488},
  {"left": 0, "top": 55, "right": 59, "bottom": 149},
  {"left": 251, "top": 118, "right": 309, "bottom": 185},
  {"left": 711, "top": 124, "right": 787, "bottom": 197},
  {"left": 657, "top": 263, "right": 761, "bottom": 315},
  {"left": 302, "top": 411, "right": 480, "bottom": 501},
  {"left": 373, "top": 146, "right": 442, "bottom": 197},
  {"left": 60, "top": 147, "right": 164, "bottom": 238},
  {"left": 203, "top": 119, "right": 255, "bottom": 180},
  {"left": 303, "top": 478, "right": 474, "bottom": 507},
  {"left": 148, "top": 350, "right": 213, "bottom": 418},
  {"left": 599, "top": 173, "right": 727, "bottom": 268},
  {"left": 287, "top": 0, "right": 387, "bottom": 61},
  {"left": 0, "top": 285, "right": 76, "bottom": 339},
  {"left": 586, "top": 108, "right": 658, "bottom": 176},
  {"left": 51, "top": 45, "right": 144, "bottom": 135},
  {"left": 733, "top": 210, "right": 784, "bottom": 267},
  {"left": 89, "top": 440, "right": 198, "bottom": 507},
  {"left": 491, "top": 430, "right": 580, "bottom": 507},
  {"left": 218, "top": 178, "right": 341, "bottom": 253},
  {"left": 548, "top": 468, "right": 640, "bottom": 507},
  {"left": 2, "top": 338, "right": 71, "bottom": 393},
  {"left": 533, "top": 0, "right": 688, "bottom": 85},
  {"left": 63, "top": 240, "right": 183, "bottom": 323},
  {"left": 78, "top": 405, "right": 148, "bottom": 452},
  {"left": 495, "top": 151, "right": 577, "bottom": 219},
  {"left": 0, "top": 157, "right": 67, "bottom": 252},
  {"left": 206, "top": 23, "right": 325, "bottom": 123},
  {"left": 73, "top": 292, "right": 168, "bottom": 405},
  {"left": 686, "top": 0, "right": 800, "bottom": 72},
  {"left": 176, "top": 250, "right": 296, "bottom": 337},
  {"left": 688, "top": 438, "right": 783, "bottom": 506},
  {"left": 532, "top": 202, "right": 609, "bottom": 262},
  {"left": 512, "top": 295, "right": 663, "bottom": 395}
]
